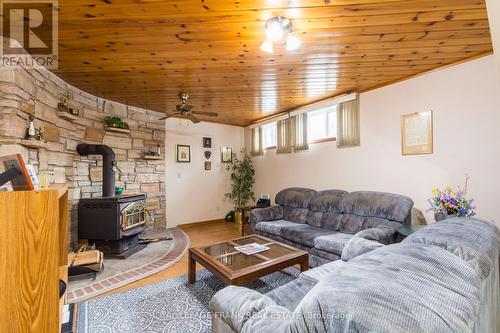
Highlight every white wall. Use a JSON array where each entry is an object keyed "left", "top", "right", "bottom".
[
  {"left": 486, "top": 0, "right": 500, "bottom": 81},
  {"left": 165, "top": 119, "right": 244, "bottom": 227},
  {"left": 246, "top": 56, "right": 500, "bottom": 226}
]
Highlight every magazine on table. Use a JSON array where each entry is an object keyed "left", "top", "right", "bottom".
[{"left": 234, "top": 243, "right": 269, "bottom": 255}]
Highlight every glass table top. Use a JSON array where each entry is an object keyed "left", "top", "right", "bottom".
[{"left": 199, "top": 235, "right": 300, "bottom": 272}]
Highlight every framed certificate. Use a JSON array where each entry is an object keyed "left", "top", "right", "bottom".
[{"left": 401, "top": 111, "right": 433, "bottom": 155}]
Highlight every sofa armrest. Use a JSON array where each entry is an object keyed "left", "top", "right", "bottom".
[
  {"left": 241, "top": 305, "right": 293, "bottom": 333},
  {"left": 209, "top": 286, "right": 278, "bottom": 332},
  {"left": 341, "top": 236, "right": 384, "bottom": 261},
  {"left": 355, "top": 226, "right": 398, "bottom": 243},
  {"left": 249, "top": 206, "right": 283, "bottom": 228}
]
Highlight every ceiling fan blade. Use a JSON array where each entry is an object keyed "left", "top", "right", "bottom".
[
  {"left": 159, "top": 112, "right": 181, "bottom": 120},
  {"left": 192, "top": 111, "right": 218, "bottom": 117},
  {"left": 186, "top": 114, "right": 201, "bottom": 124}
]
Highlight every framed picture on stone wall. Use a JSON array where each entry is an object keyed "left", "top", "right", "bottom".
[
  {"left": 176, "top": 145, "right": 191, "bottom": 163},
  {"left": 401, "top": 110, "right": 433, "bottom": 155}
]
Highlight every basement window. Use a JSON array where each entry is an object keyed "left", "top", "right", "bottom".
[
  {"left": 308, "top": 105, "right": 337, "bottom": 143},
  {"left": 262, "top": 122, "right": 277, "bottom": 149}
]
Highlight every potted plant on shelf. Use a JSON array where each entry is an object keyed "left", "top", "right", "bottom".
[
  {"left": 103, "top": 116, "right": 129, "bottom": 130},
  {"left": 225, "top": 148, "right": 255, "bottom": 224},
  {"left": 428, "top": 175, "right": 476, "bottom": 221}
]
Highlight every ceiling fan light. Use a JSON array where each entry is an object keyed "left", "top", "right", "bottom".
[
  {"left": 286, "top": 33, "right": 301, "bottom": 51},
  {"left": 260, "top": 40, "right": 274, "bottom": 54},
  {"left": 266, "top": 20, "right": 284, "bottom": 42}
]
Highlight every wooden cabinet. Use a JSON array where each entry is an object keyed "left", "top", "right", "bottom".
[{"left": 0, "top": 184, "right": 69, "bottom": 333}]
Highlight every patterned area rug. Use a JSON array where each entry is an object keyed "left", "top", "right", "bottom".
[
  {"left": 68, "top": 227, "right": 189, "bottom": 303},
  {"left": 76, "top": 268, "right": 299, "bottom": 333}
]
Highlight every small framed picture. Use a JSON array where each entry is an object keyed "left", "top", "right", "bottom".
[
  {"left": 203, "top": 137, "right": 212, "bottom": 148},
  {"left": 221, "top": 147, "right": 233, "bottom": 163},
  {"left": 204, "top": 161, "right": 211, "bottom": 171},
  {"left": 176, "top": 144, "right": 191, "bottom": 163},
  {"left": 0, "top": 154, "right": 35, "bottom": 191},
  {"left": 401, "top": 111, "right": 433, "bottom": 155}
]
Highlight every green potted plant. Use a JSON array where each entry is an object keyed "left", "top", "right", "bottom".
[
  {"left": 103, "top": 116, "right": 129, "bottom": 130},
  {"left": 225, "top": 148, "right": 255, "bottom": 224}
]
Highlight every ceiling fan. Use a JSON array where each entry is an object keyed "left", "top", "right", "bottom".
[{"left": 159, "top": 92, "right": 218, "bottom": 123}]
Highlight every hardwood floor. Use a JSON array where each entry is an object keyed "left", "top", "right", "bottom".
[{"left": 107, "top": 221, "right": 251, "bottom": 296}]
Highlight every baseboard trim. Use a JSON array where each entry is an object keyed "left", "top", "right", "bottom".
[{"left": 179, "top": 218, "right": 226, "bottom": 229}]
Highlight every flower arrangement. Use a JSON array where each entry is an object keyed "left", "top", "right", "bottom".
[{"left": 428, "top": 175, "right": 476, "bottom": 219}]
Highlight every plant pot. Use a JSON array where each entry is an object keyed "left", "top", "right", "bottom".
[
  {"left": 435, "top": 212, "right": 453, "bottom": 222},
  {"left": 235, "top": 210, "right": 243, "bottom": 225}
]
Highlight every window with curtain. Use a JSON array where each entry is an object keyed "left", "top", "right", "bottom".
[
  {"left": 294, "top": 113, "right": 308, "bottom": 151},
  {"left": 261, "top": 122, "right": 277, "bottom": 149},
  {"left": 307, "top": 105, "right": 337, "bottom": 143},
  {"left": 276, "top": 118, "right": 294, "bottom": 154},
  {"left": 251, "top": 127, "right": 263, "bottom": 156},
  {"left": 337, "top": 98, "right": 360, "bottom": 148}
]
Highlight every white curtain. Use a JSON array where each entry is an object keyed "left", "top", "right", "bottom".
[
  {"left": 337, "top": 98, "right": 360, "bottom": 148},
  {"left": 294, "top": 113, "right": 309, "bottom": 151},
  {"left": 251, "top": 127, "right": 263, "bottom": 156},
  {"left": 276, "top": 118, "right": 294, "bottom": 154}
]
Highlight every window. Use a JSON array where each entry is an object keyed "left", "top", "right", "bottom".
[
  {"left": 308, "top": 105, "right": 337, "bottom": 143},
  {"left": 262, "top": 122, "right": 277, "bottom": 149}
]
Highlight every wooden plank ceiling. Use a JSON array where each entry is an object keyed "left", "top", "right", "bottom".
[{"left": 54, "top": 0, "right": 493, "bottom": 126}]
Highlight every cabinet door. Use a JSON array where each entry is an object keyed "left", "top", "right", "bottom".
[{"left": 0, "top": 190, "right": 60, "bottom": 333}]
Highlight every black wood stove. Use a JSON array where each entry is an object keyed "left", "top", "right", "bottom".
[{"left": 77, "top": 144, "right": 147, "bottom": 258}]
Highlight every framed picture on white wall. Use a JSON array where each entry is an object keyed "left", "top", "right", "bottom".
[
  {"left": 221, "top": 147, "right": 232, "bottom": 163},
  {"left": 401, "top": 111, "right": 433, "bottom": 155},
  {"left": 176, "top": 144, "right": 191, "bottom": 163}
]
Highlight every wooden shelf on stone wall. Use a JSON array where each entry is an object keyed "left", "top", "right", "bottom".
[
  {"left": 104, "top": 126, "right": 131, "bottom": 135},
  {"left": 143, "top": 155, "right": 162, "bottom": 160},
  {"left": 56, "top": 111, "right": 79, "bottom": 121},
  {"left": 20, "top": 139, "right": 48, "bottom": 149}
]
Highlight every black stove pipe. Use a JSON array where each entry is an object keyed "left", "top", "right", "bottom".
[{"left": 77, "top": 144, "right": 115, "bottom": 197}]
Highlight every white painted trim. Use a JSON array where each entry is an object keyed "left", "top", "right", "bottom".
[{"left": 247, "top": 113, "right": 290, "bottom": 129}]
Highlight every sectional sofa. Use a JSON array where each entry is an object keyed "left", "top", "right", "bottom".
[
  {"left": 249, "top": 187, "right": 414, "bottom": 267},
  {"left": 210, "top": 218, "right": 500, "bottom": 333}
]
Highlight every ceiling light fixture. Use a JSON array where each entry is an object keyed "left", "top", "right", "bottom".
[{"left": 260, "top": 16, "right": 300, "bottom": 54}]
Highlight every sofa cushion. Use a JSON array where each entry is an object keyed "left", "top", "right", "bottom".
[
  {"left": 283, "top": 206, "right": 309, "bottom": 224},
  {"left": 254, "top": 220, "right": 298, "bottom": 236},
  {"left": 280, "top": 224, "right": 335, "bottom": 247},
  {"left": 404, "top": 218, "right": 500, "bottom": 281},
  {"left": 338, "top": 191, "right": 413, "bottom": 234},
  {"left": 294, "top": 243, "right": 481, "bottom": 333},
  {"left": 275, "top": 188, "right": 316, "bottom": 224},
  {"left": 343, "top": 191, "right": 413, "bottom": 223},
  {"left": 314, "top": 233, "right": 353, "bottom": 255},
  {"left": 306, "top": 190, "right": 347, "bottom": 229},
  {"left": 275, "top": 187, "right": 316, "bottom": 208}
]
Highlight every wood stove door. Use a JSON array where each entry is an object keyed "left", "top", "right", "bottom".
[{"left": 120, "top": 200, "right": 146, "bottom": 232}]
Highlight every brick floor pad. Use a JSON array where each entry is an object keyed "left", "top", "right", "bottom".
[{"left": 66, "top": 227, "right": 189, "bottom": 303}]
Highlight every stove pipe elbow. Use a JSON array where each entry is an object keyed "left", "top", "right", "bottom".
[{"left": 77, "top": 144, "right": 116, "bottom": 197}]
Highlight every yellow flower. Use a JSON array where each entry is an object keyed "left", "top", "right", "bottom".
[
  {"left": 446, "top": 185, "right": 452, "bottom": 191},
  {"left": 432, "top": 189, "right": 439, "bottom": 195}
]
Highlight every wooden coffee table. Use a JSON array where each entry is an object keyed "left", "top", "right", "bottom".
[{"left": 188, "top": 235, "right": 308, "bottom": 286}]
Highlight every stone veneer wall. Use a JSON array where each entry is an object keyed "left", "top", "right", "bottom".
[{"left": 0, "top": 65, "right": 166, "bottom": 248}]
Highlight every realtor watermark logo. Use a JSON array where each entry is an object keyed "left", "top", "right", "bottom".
[{"left": 1, "top": 0, "right": 58, "bottom": 69}]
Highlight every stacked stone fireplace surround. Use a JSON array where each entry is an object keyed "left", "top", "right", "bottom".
[{"left": 0, "top": 65, "right": 166, "bottom": 248}]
